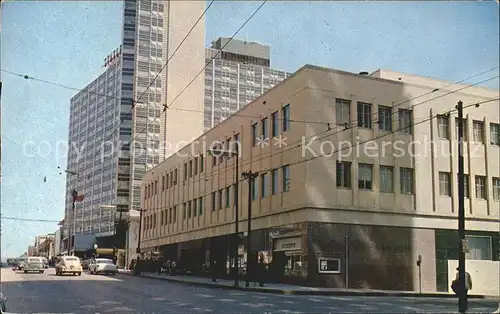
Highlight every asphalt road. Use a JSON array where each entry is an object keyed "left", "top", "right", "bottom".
[{"left": 1, "top": 268, "right": 498, "bottom": 313}]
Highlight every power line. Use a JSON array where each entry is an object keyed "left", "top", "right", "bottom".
[
  {"left": 192, "top": 74, "right": 500, "bottom": 182},
  {"left": 0, "top": 216, "right": 60, "bottom": 223},
  {"left": 95, "top": 0, "right": 216, "bottom": 155},
  {"left": 138, "top": 97, "right": 499, "bottom": 213},
  {"left": 126, "top": 0, "right": 269, "bottom": 151}
]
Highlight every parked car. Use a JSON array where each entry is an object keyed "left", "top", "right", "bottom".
[
  {"left": 88, "top": 258, "right": 118, "bottom": 275},
  {"left": 55, "top": 256, "right": 82, "bottom": 276},
  {"left": 23, "top": 257, "right": 45, "bottom": 274}
]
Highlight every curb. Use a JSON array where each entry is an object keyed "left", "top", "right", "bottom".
[{"left": 119, "top": 272, "right": 493, "bottom": 300}]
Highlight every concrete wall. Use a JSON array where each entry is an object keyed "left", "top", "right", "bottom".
[{"left": 447, "top": 259, "right": 500, "bottom": 297}]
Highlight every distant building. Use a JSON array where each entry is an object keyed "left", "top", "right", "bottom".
[{"left": 204, "top": 37, "right": 291, "bottom": 131}]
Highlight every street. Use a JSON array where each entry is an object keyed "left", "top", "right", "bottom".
[{"left": 1, "top": 268, "right": 498, "bottom": 313}]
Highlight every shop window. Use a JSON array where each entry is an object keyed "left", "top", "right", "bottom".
[{"left": 318, "top": 257, "right": 341, "bottom": 274}]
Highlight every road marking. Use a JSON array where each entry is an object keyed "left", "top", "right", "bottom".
[
  {"left": 253, "top": 295, "right": 270, "bottom": 299},
  {"left": 308, "top": 298, "right": 323, "bottom": 302},
  {"left": 403, "top": 306, "right": 423, "bottom": 311},
  {"left": 195, "top": 294, "right": 215, "bottom": 298},
  {"left": 217, "top": 299, "right": 236, "bottom": 302},
  {"left": 282, "top": 300, "right": 296, "bottom": 304},
  {"left": 229, "top": 292, "right": 245, "bottom": 296},
  {"left": 329, "top": 296, "right": 353, "bottom": 301}
]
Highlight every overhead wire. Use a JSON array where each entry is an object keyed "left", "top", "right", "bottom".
[
  {"left": 182, "top": 73, "right": 500, "bottom": 183},
  {"left": 139, "top": 96, "right": 499, "bottom": 215},
  {"left": 125, "top": 0, "right": 269, "bottom": 151}
]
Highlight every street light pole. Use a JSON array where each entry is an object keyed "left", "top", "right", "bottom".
[
  {"left": 242, "top": 170, "right": 258, "bottom": 288},
  {"left": 456, "top": 100, "right": 467, "bottom": 314},
  {"left": 134, "top": 208, "right": 145, "bottom": 276},
  {"left": 66, "top": 169, "right": 79, "bottom": 256}
]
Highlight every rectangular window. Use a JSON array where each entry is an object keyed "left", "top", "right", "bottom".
[
  {"left": 465, "top": 235, "right": 492, "bottom": 260},
  {"left": 492, "top": 177, "right": 500, "bottom": 200},
  {"left": 218, "top": 190, "right": 223, "bottom": 209},
  {"left": 399, "top": 109, "right": 412, "bottom": 134},
  {"left": 183, "top": 163, "right": 187, "bottom": 180},
  {"left": 336, "top": 161, "right": 351, "bottom": 188},
  {"left": 261, "top": 173, "right": 269, "bottom": 198},
  {"left": 400, "top": 168, "right": 414, "bottom": 194},
  {"left": 336, "top": 99, "right": 351, "bottom": 125},
  {"left": 473, "top": 121, "right": 484, "bottom": 143},
  {"left": 188, "top": 160, "right": 193, "bottom": 177},
  {"left": 358, "top": 163, "right": 373, "bottom": 190},
  {"left": 282, "top": 165, "right": 290, "bottom": 192},
  {"left": 251, "top": 123, "right": 258, "bottom": 146},
  {"left": 271, "top": 111, "right": 279, "bottom": 137},
  {"left": 233, "top": 133, "right": 240, "bottom": 156},
  {"left": 211, "top": 193, "right": 216, "bottom": 211},
  {"left": 490, "top": 123, "right": 500, "bottom": 145},
  {"left": 161, "top": 175, "right": 165, "bottom": 191},
  {"left": 282, "top": 104, "right": 290, "bottom": 131},
  {"left": 271, "top": 169, "right": 278, "bottom": 195},
  {"left": 225, "top": 187, "right": 230, "bottom": 208},
  {"left": 261, "top": 117, "right": 268, "bottom": 140},
  {"left": 378, "top": 106, "right": 392, "bottom": 132},
  {"left": 439, "top": 172, "right": 451, "bottom": 196},
  {"left": 183, "top": 203, "right": 187, "bottom": 219},
  {"left": 437, "top": 115, "right": 449, "bottom": 139},
  {"left": 199, "top": 154, "right": 204, "bottom": 173},
  {"left": 198, "top": 197, "right": 204, "bottom": 215},
  {"left": 187, "top": 201, "right": 192, "bottom": 218},
  {"left": 357, "top": 102, "right": 372, "bottom": 129},
  {"left": 455, "top": 118, "right": 468, "bottom": 141},
  {"left": 251, "top": 177, "right": 258, "bottom": 200},
  {"left": 379, "top": 166, "right": 394, "bottom": 193},
  {"left": 194, "top": 157, "right": 198, "bottom": 175},
  {"left": 173, "top": 206, "right": 177, "bottom": 222},
  {"left": 475, "top": 176, "right": 486, "bottom": 199}
]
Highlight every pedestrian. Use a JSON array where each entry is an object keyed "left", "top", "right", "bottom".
[
  {"left": 211, "top": 260, "right": 217, "bottom": 282},
  {"left": 452, "top": 267, "right": 472, "bottom": 310}
]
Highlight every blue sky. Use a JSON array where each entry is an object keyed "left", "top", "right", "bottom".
[{"left": 1, "top": 1, "right": 498, "bottom": 258}]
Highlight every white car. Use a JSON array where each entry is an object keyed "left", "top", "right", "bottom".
[{"left": 88, "top": 258, "right": 118, "bottom": 275}]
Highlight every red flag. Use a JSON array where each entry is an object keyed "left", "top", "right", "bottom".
[{"left": 73, "top": 195, "right": 85, "bottom": 202}]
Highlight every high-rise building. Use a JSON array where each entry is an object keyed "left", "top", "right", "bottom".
[
  {"left": 63, "top": 0, "right": 206, "bottom": 252},
  {"left": 203, "top": 37, "right": 291, "bottom": 131}
]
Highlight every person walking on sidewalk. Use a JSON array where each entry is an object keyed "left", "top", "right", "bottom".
[
  {"left": 452, "top": 267, "right": 472, "bottom": 311},
  {"left": 211, "top": 260, "right": 217, "bottom": 282}
]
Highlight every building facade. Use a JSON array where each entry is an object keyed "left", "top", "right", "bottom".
[
  {"left": 63, "top": 0, "right": 206, "bottom": 248},
  {"left": 139, "top": 65, "right": 500, "bottom": 294},
  {"left": 203, "top": 38, "right": 291, "bottom": 131}
]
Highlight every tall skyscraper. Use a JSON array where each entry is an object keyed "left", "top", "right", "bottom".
[
  {"left": 63, "top": 0, "right": 205, "bottom": 250},
  {"left": 204, "top": 37, "right": 291, "bottom": 131}
]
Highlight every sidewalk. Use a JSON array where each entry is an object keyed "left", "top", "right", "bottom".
[{"left": 118, "top": 270, "right": 495, "bottom": 300}]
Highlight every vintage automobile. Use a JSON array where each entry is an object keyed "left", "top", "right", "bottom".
[
  {"left": 55, "top": 256, "right": 82, "bottom": 276},
  {"left": 23, "top": 257, "right": 45, "bottom": 274},
  {"left": 88, "top": 258, "right": 118, "bottom": 275}
]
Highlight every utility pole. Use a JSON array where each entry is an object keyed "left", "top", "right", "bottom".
[
  {"left": 242, "top": 170, "right": 258, "bottom": 288},
  {"left": 134, "top": 208, "right": 145, "bottom": 275},
  {"left": 233, "top": 152, "right": 240, "bottom": 287},
  {"left": 456, "top": 100, "right": 467, "bottom": 314}
]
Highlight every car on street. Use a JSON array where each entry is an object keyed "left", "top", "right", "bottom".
[
  {"left": 55, "top": 256, "right": 82, "bottom": 276},
  {"left": 88, "top": 258, "right": 118, "bottom": 275},
  {"left": 23, "top": 257, "right": 45, "bottom": 274}
]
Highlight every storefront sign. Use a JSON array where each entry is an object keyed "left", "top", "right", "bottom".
[
  {"left": 318, "top": 257, "right": 341, "bottom": 274},
  {"left": 274, "top": 236, "right": 302, "bottom": 252}
]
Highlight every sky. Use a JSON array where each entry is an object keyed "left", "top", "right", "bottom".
[{"left": 1, "top": 1, "right": 499, "bottom": 258}]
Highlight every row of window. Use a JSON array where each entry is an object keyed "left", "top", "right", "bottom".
[
  {"left": 439, "top": 173, "right": 500, "bottom": 200},
  {"left": 336, "top": 99, "right": 413, "bottom": 133},
  {"left": 251, "top": 104, "right": 290, "bottom": 146},
  {"left": 143, "top": 166, "right": 292, "bottom": 231},
  {"left": 437, "top": 116, "right": 500, "bottom": 145},
  {"left": 336, "top": 161, "right": 414, "bottom": 194}
]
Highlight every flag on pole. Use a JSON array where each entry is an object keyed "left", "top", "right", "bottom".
[{"left": 72, "top": 189, "right": 85, "bottom": 203}]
